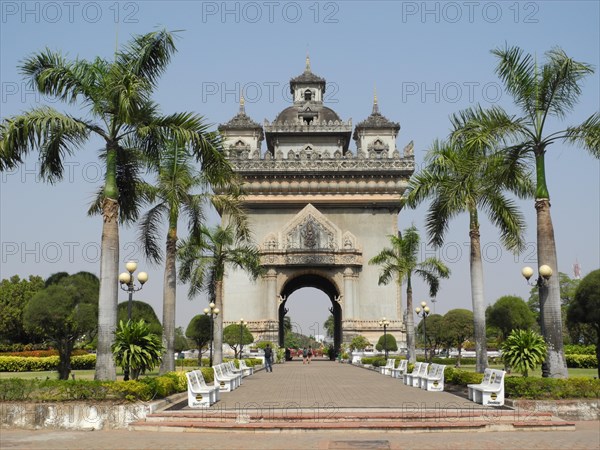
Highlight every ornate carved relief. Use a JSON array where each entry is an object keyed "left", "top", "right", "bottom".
[{"left": 282, "top": 204, "right": 340, "bottom": 250}]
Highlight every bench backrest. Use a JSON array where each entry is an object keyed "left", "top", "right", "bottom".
[
  {"left": 398, "top": 359, "right": 407, "bottom": 371},
  {"left": 410, "top": 362, "right": 422, "bottom": 374},
  {"left": 489, "top": 369, "right": 506, "bottom": 388},
  {"left": 417, "top": 363, "right": 429, "bottom": 376},
  {"left": 240, "top": 360, "right": 249, "bottom": 369},
  {"left": 481, "top": 368, "right": 493, "bottom": 384},
  {"left": 192, "top": 370, "right": 210, "bottom": 389},
  {"left": 186, "top": 371, "right": 201, "bottom": 392}
]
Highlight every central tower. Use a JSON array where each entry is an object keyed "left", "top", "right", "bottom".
[{"left": 218, "top": 59, "right": 415, "bottom": 351}]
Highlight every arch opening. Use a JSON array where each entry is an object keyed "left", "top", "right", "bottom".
[{"left": 278, "top": 274, "right": 342, "bottom": 355}]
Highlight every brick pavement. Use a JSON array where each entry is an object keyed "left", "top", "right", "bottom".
[{"left": 180, "top": 360, "right": 485, "bottom": 412}]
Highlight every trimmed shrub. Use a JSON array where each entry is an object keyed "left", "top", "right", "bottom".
[
  {"left": 0, "top": 355, "right": 96, "bottom": 372},
  {"left": 565, "top": 354, "right": 598, "bottom": 369},
  {"left": 444, "top": 367, "right": 484, "bottom": 385},
  {"left": 564, "top": 345, "right": 596, "bottom": 355},
  {"left": 0, "top": 371, "right": 189, "bottom": 402},
  {"left": 505, "top": 377, "right": 600, "bottom": 399}
]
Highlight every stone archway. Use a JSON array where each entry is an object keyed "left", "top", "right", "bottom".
[{"left": 278, "top": 273, "right": 342, "bottom": 352}]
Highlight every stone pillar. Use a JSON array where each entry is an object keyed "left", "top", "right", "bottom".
[
  {"left": 266, "top": 268, "right": 278, "bottom": 320},
  {"left": 343, "top": 267, "right": 354, "bottom": 319}
]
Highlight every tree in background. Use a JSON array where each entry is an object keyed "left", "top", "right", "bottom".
[
  {"left": 324, "top": 315, "right": 334, "bottom": 339},
  {"left": 112, "top": 319, "right": 163, "bottom": 381},
  {"left": 349, "top": 335, "right": 370, "bottom": 352},
  {"left": 116, "top": 300, "right": 163, "bottom": 337},
  {"left": 454, "top": 45, "right": 599, "bottom": 377},
  {"left": 186, "top": 314, "right": 212, "bottom": 365},
  {"left": 486, "top": 296, "right": 536, "bottom": 340},
  {"left": 376, "top": 334, "right": 398, "bottom": 353},
  {"left": 501, "top": 329, "right": 547, "bottom": 377},
  {"left": 369, "top": 226, "right": 450, "bottom": 363},
  {"left": 0, "top": 275, "right": 45, "bottom": 345},
  {"left": 174, "top": 327, "right": 190, "bottom": 353},
  {"left": 23, "top": 272, "right": 99, "bottom": 379},
  {"left": 567, "top": 269, "right": 600, "bottom": 378},
  {"left": 178, "top": 224, "right": 263, "bottom": 364},
  {"left": 223, "top": 323, "right": 254, "bottom": 358},
  {"left": 417, "top": 313, "right": 444, "bottom": 358},
  {"left": 441, "top": 309, "right": 474, "bottom": 367}
]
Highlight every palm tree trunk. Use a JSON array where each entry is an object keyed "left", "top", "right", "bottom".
[
  {"left": 536, "top": 198, "right": 568, "bottom": 378},
  {"left": 469, "top": 218, "right": 488, "bottom": 373},
  {"left": 406, "top": 277, "right": 416, "bottom": 363},
  {"left": 95, "top": 196, "right": 119, "bottom": 381},
  {"left": 213, "top": 280, "right": 224, "bottom": 364},
  {"left": 159, "top": 227, "right": 177, "bottom": 374}
]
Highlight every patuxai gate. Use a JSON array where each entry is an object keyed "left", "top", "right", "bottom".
[{"left": 218, "top": 58, "right": 415, "bottom": 352}]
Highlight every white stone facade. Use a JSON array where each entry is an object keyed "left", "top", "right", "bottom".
[{"left": 217, "top": 59, "right": 414, "bottom": 350}]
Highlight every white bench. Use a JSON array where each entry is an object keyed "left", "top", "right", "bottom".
[
  {"left": 468, "top": 368, "right": 506, "bottom": 406},
  {"left": 239, "top": 360, "right": 254, "bottom": 377},
  {"left": 391, "top": 359, "right": 408, "bottom": 379},
  {"left": 226, "top": 361, "right": 244, "bottom": 384},
  {"left": 380, "top": 358, "right": 396, "bottom": 376},
  {"left": 403, "top": 362, "right": 422, "bottom": 386},
  {"left": 212, "top": 364, "right": 239, "bottom": 392},
  {"left": 186, "top": 371, "right": 219, "bottom": 408},
  {"left": 420, "top": 364, "right": 446, "bottom": 391}
]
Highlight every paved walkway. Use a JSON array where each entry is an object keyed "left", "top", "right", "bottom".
[
  {"left": 2, "top": 361, "right": 598, "bottom": 449},
  {"left": 180, "top": 360, "right": 483, "bottom": 411}
]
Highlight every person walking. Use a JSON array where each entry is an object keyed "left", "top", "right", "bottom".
[
  {"left": 302, "top": 347, "right": 308, "bottom": 365},
  {"left": 307, "top": 346, "right": 313, "bottom": 364},
  {"left": 264, "top": 344, "right": 273, "bottom": 372}
]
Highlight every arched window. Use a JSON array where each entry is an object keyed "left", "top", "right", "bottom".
[{"left": 304, "top": 89, "right": 312, "bottom": 101}]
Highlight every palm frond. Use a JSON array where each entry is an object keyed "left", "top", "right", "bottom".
[
  {"left": 0, "top": 107, "right": 90, "bottom": 181},
  {"left": 564, "top": 112, "right": 600, "bottom": 157},
  {"left": 116, "top": 29, "right": 179, "bottom": 88},
  {"left": 138, "top": 202, "right": 167, "bottom": 264}
]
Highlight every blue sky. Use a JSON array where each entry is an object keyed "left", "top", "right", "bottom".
[{"left": 1, "top": 1, "right": 599, "bottom": 338}]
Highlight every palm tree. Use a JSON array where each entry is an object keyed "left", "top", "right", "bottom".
[
  {"left": 369, "top": 226, "right": 450, "bottom": 363},
  {"left": 453, "top": 45, "right": 600, "bottom": 377},
  {"left": 138, "top": 143, "right": 247, "bottom": 374},
  {"left": 0, "top": 30, "right": 231, "bottom": 380},
  {"left": 406, "top": 136, "right": 532, "bottom": 372},
  {"left": 178, "top": 224, "right": 264, "bottom": 364}
]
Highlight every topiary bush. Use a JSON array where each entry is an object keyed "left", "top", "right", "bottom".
[{"left": 564, "top": 345, "right": 596, "bottom": 355}]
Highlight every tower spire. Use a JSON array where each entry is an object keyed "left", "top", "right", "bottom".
[
  {"left": 372, "top": 85, "right": 379, "bottom": 115},
  {"left": 305, "top": 53, "right": 311, "bottom": 72},
  {"left": 239, "top": 93, "right": 246, "bottom": 115}
]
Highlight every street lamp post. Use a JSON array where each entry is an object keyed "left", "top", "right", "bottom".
[
  {"left": 521, "top": 265, "right": 553, "bottom": 377},
  {"left": 204, "top": 303, "right": 219, "bottom": 367},
  {"left": 238, "top": 318, "right": 246, "bottom": 360},
  {"left": 118, "top": 261, "right": 149, "bottom": 320},
  {"left": 415, "top": 301, "right": 430, "bottom": 361},
  {"left": 378, "top": 317, "right": 390, "bottom": 359}
]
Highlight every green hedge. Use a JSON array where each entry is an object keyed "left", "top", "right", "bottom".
[
  {"left": 0, "top": 355, "right": 96, "bottom": 372},
  {"left": 565, "top": 354, "right": 598, "bottom": 368},
  {"left": 443, "top": 367, "right": 600, "bottom": 399},
  {"left": 564, "top": 345, "right": 596, "bottom": 355},
  {"left": 504, "top": 377, "right": 600, "bottom": 399},
  {"left": 0, "top": 371, "right": 190, "bottom": 402}
]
